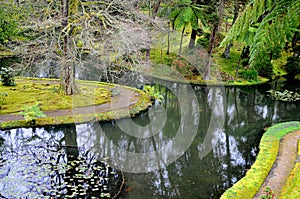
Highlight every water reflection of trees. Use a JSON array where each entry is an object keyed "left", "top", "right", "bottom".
[
  {"left": 1, "top": 84, "right": 300, "bottom": 199},
  {"left": 86, "top": 83, "right": 300, "bottom": 199}
]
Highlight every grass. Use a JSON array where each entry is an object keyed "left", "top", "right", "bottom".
[
  {"left": 0, "top": 77, "right": 112, "bottom": 114},
  {"left": 280, "top": 163, "right": 300, "bottom": 198},
  {"left": 0, "top": 46, "right": 14, "bottom": 57},
  {"left": 220, "top": 121, "right": 300, "bottom": 199},
  {"left": 213, "top": 42, "right": 244, "bottom": 77},
  {"left": 0, "top": 89, "right": 152, "bottom": 130},
  {"left": 299, "top": 140, "right": 300, "bottom": 155},
  {"left": 143, "top": 29, "right": 269, "bottom": 86},
  {"left": 0, "top": 79, "right": 152, "bottom": 130}
]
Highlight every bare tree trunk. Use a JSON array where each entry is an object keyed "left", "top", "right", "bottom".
[
  {"left": 205, "top": 0, "right": 224, "bottom": 80},
  {"left": 235, "top": 46, "right": 248, "bottom": 78},
  {"left": 217, "top": 0, "right": 225, "bottom": 33},
  {"left": 60, "top": 0, "right": 79, "bottom": 95},
  {"left": 223, "top": 0, "right": 239, "bottom": 58},
  {"left": 205, "top": 25, "right": 217, "bottom": 80},
  {"left": 188, "top": 0, "right": 199, "bottom": 49},
  {"left": 14, "top": 0, "right": 20, "bottom": 7},
  {"left": 179, "top": 27, "right": 185, "bottom": 54},
  {"left": 167, "top": 22, "right": 171, "bottom": 55},
  {"left": 62, "top": 59, "right": 78, "bottom": 95},
  {"left": 61, "top": 0, "right": 69, "bottom": 56},
  {"left": 152, "top": 0, "right": 162, "bottom": 19},
  {"left": 188, "top": 29, "right": 197, "bottom": 49}
]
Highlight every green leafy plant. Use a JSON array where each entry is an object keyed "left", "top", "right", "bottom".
[
  {"left": 267, "top": 89, "right": 300, "bottom": 102},
  {"left": 0, "top": 67, "right": 16, "bottom": 86},
  {"left": 284, "top": 56, "right": 300, "bottom": 80},
  {"left": 261, "top": 186, "right": 275, "bottom": 199},
  {"left": 19, "top": 104, "right": 46, "bottom": 124},
  {"left": 143, "top": 85, "right": 163, "bottom": 103},
  {"left": 0, "top": 92, "right": 8, "bottom": 110},
  {"left": 0, "top": 3, "right": 19, "bottom": 45},
  {"left": 240, "top": 69, "right": 258, "bottom": 81}
]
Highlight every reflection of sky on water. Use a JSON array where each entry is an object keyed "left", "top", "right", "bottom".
[{"left": 1, "top": 84, "right": 300, "bottom": 198}]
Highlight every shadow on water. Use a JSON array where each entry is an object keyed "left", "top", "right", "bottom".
[{"left": 1, "top": 81, "right": 300, "bottom": 198}]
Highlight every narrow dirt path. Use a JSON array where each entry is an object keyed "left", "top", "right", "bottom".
[
  {"left": 0, "top": 86, "right": 143, "bottom": 124},
  {"left": 254, "top": 130, "right": 300, "bottom": 199}
]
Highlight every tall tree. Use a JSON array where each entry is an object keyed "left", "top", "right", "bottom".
[
  {"left": 187, "top": 0, "right": 209, "bottom": 49},
  {"left": 204, "top": 0, "right": 223, "bottom": 80},
  {"left": 11, "top": 0, "right": 160, "bottom": 94},
  {"left": 60, "top": 0, "right": 79, "bottom": 95},
  {"left": 169, "top": 0, "right": 206, "bottom": 54}
]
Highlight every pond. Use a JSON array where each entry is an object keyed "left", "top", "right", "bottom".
[{"left": 1, "top": 81, "right": 300, "bottom": 199}]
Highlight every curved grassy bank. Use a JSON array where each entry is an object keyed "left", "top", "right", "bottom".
[
  {"left": 0, "top": 77, "right": 113, "bottom": 114},
  {"left": 220, "top": 121, "right": 300, "bottom": 199},
  {"left": 0, "top": 78, "right": 152, "bottom": 130},
  {"left": 139, "top": 65, "right": 269, "bottom": 86},
  {"left": 280, "top": 163, "right": 300, "bottom": 198}
]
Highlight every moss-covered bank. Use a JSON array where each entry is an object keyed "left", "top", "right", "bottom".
[
  {"left": 0, "top": 78, "right": 152, "bottom": 130},
  {"left": 220, "top": 121, "right": 300, "bottom": 199}
]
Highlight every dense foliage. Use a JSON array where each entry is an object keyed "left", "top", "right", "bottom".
[
  {"left": 0, "top": 3, "right": 19, "bottom": 45},
  {"left": 0, "top": 67, "right": 16, "bottom": 86},
  {"left": 0, "top": 0, "right": 299, "bottom": 86},
  {"left": 221, "top": 0, "right": 300, "bottom": 77}
]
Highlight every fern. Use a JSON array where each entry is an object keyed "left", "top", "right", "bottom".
[
  {"left": 169, "top": 0, "right": 206, "bottom": 30},
  {"left": 221, "top": 0, "right": 300, "bottom": 70}
]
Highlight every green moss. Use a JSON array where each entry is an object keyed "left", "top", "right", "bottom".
[
  {"left": 280, "top": 163, "right": 300, "bottom": 198},
  {"left": 142, "top": 45, "right": 268, "bottom": 86},
  {"left": 220, "top": 121, "right": 300, "bottom": 199},
  {"left": 298, "top": 140, "right": 300, "bottom": 155},
  {"left": 0, "top": 77, "right": 112, "bottom": 114},
  {"left": 213, "top": 44, "right": 243, "bottom": 77},
  {"left": 0, "top": 50, "right": 13, "bottom": 57},
  {"left": 0, "top": 78, "right": 152, "bottom": 130}
]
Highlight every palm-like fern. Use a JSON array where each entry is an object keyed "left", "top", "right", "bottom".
[
  {"left": 167, "top": 0, "right": 206, "bottom": 54},
  {"left": 220, "top": 0, "right": 300, "bottom": 70}
]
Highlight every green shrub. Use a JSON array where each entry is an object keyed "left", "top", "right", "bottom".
[
  {"left": 143, "top": 85, "right": 163, "bottom": 103},
  {"left": 0, "top": 92, "right": 8, "bottom": 110},
  {"left": 240, "top": 69, "right": 258, "bottom": 81},
  {"left": 196, "top": 33, "right": 210, "bottom": 49},
  {"left": 0, "top": 67, "right": 16, "bottom": 86},
  {"left": 18, "top": 104, "right": 46, "bottom": 124},
  {"left": 284, "top": 56, "right": 300, "bottom": 80},
  {"left": 254, "top": 59, "right": 273, "bottom": 79},
  {"left": 267, "top": 89, "right": 300, "bottom": 102}
]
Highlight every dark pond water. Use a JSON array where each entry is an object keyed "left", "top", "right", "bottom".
[{"left": 1, "top": 81, "right": 300, "bottom": 199}]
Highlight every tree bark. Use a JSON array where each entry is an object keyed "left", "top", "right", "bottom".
[
  {"left": 167, "top": 22, "right": 170, "bottom": 55},
  {"left": 61, "top": 59, "right": 78, "bottom": 95},
  {"left": 179, "top": 27, "right": 185, "bottom": 54},
  {"left": 188, "top": 0, "right": 199, "bottom": 49},
  {"left": 188, "top": 29, "right": 197, "bottom": 49},
  {"left": 217, "top": 0, "right": 225, "bottom": 33},
  {"left": 205, "top": 24, "right": 218, "bottom": 80},
  {"left": 152, "top": 0, "right": 162, "bottom": 19},
  {"left": 223, "top": 0, "right": 240, "bottom": 58},
  {"left": 60, "top": 0, "right": 79, "bottom": 95}
]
